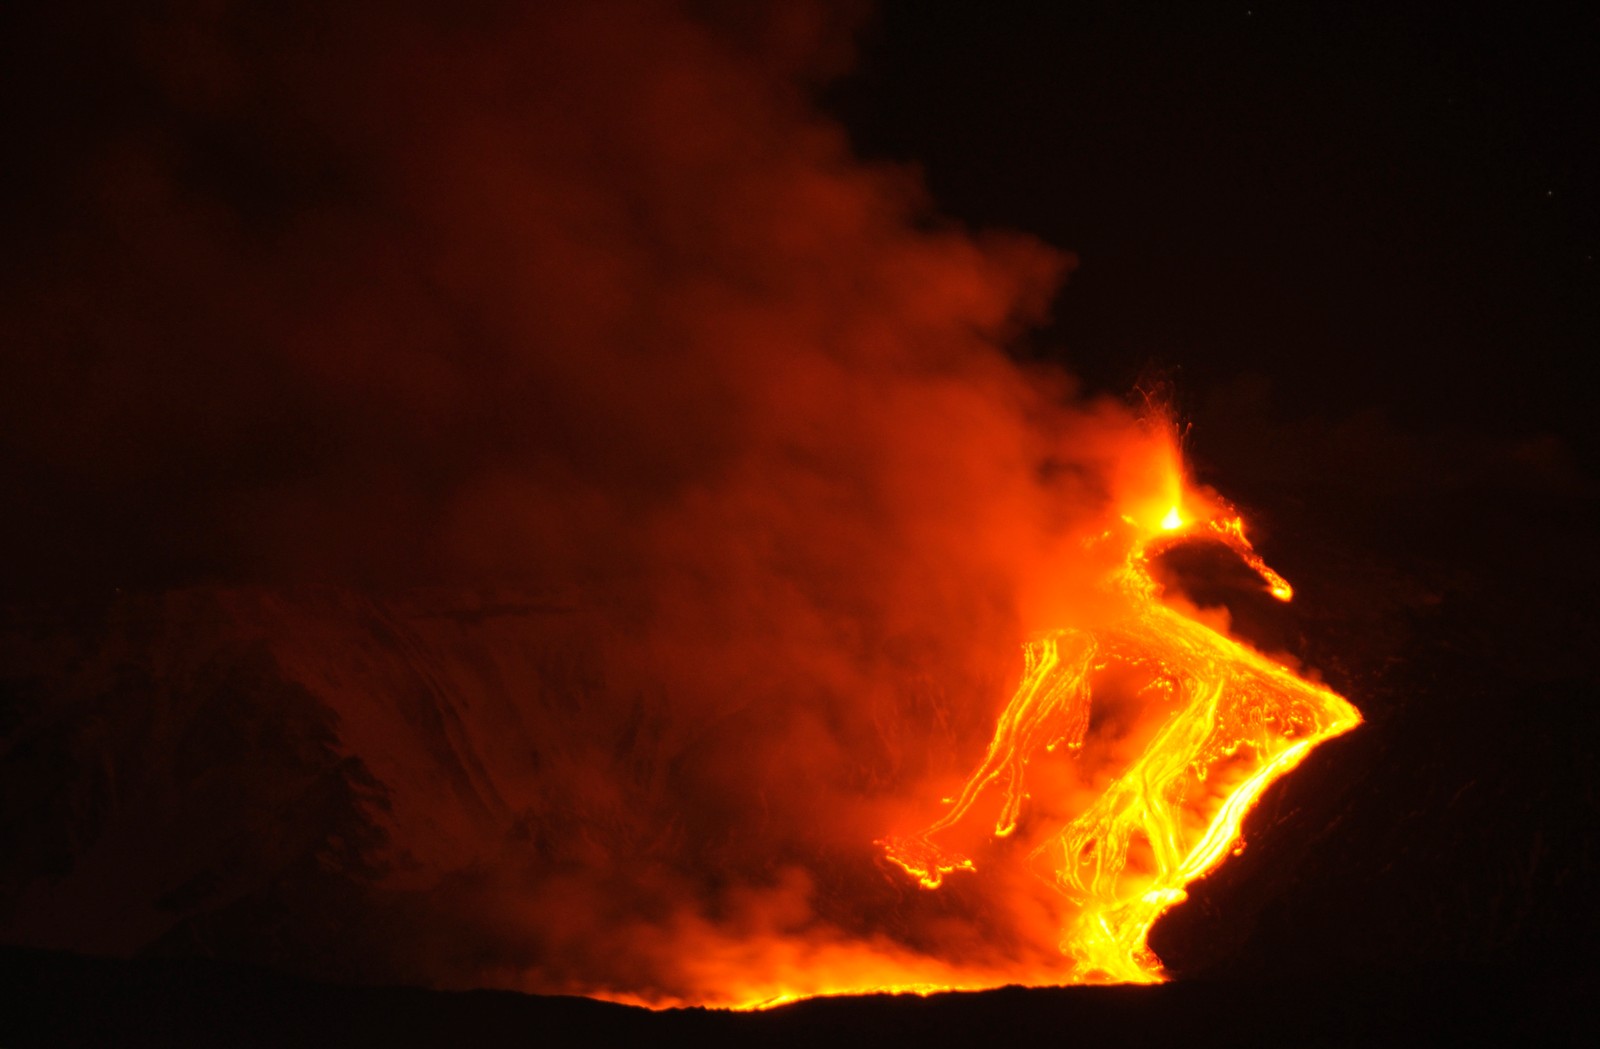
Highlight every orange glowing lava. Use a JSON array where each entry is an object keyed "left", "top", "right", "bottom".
[
  {"left": 880, "top": 421, "right": 1361, "bottom": 987},
  {"left": 573, "top": 420, "right": 1360, "bottom": 1012}
]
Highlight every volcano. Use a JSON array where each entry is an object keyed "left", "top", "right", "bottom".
[
  {"left": 4, "top": 0, "right": 1599, "bottom": 1044},
  {"left": 4, "top": 437, "right": 1597, "bottom": 1042}
]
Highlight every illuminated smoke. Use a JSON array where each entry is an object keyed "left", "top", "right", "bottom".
[{"left": 0, "top": 0, "right": 1354, "bottom": 1008}]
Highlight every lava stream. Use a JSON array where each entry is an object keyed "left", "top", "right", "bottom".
[{"left": 882, "top": 442, "right": 1362, "bottom": 984}]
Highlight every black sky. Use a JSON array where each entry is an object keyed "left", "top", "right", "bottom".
[{"left": 827, "top": 2, "right": 1600, "bottom": 461}]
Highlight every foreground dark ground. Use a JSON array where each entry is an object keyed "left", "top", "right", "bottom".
[{"left": 4, "top": 945, "right": 1594, "bottom": 1048}]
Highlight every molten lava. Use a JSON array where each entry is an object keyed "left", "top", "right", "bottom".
[
  {"left": 551, "top": 421, "right": 1360, "bottom": 1012},
  {"left": 881, "top": 428, "right": 1361, "bottom": 987}
]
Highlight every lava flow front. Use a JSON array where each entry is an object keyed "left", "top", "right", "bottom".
[{"left": 879, "top": 421, "right": 1362, "bottom": 990}]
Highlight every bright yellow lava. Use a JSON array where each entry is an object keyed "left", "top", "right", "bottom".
[
  {"left": 882, "top": 460, "right": 1361, "bottom": 984},
  {"left": 580, "top": 430, "right": 1359, "bottom": 1012}
]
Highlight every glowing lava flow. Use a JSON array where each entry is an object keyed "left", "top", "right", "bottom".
[{"left": 882, "top": 446, "right": 1362, "bottom": 984}]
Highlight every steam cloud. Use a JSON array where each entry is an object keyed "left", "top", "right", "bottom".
[{"left": 2, "top": 0, "right": 1169, "bottom": 1003}]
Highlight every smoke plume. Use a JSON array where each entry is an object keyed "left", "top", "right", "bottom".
[{"left": 1, "top": 0, "right": 1175, "bottom": 1004}]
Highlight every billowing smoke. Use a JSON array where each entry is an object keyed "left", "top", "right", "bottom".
[{"left": 2, "top": 0, "right": 1173, "bottom": 1004}]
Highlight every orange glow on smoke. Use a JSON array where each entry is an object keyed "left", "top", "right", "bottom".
[{"left": 572, "top": 419, "right": 1361, "bottom": 1010}]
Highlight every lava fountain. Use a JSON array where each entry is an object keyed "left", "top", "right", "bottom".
[{"left": 879, "top": 417, "right": 1362, "bottom": 990}]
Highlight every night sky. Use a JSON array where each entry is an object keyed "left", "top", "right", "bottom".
[
  {"left": 830, "top": 2, "right": 1599, "bottom": 455},
  {"left": 3, "top": 1, "right": 1599, "bottom": 1039}
]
